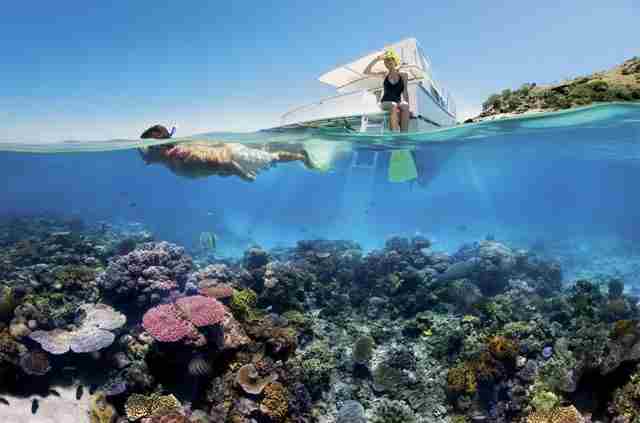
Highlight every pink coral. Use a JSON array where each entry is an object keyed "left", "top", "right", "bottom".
[
  {"left": 175, "top": 295, "right": 225, "bottom": 327},
  {"left": 142, "top": 304, "right": 195, "bottom": 342}
]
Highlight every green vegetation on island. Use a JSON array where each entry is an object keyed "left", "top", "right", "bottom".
[{"left": 471, "top": 57, "right": 640, "bottom": 122}]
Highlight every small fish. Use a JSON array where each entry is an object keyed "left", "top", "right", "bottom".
[
  {"left": 31, "top": 399, "right": 39, "bottom": 414},
  {"left": 207, "top": 211, "right": 215, "bottom": 216},
  {"left": 0, "top": 397, "right": 9, "bottom": 405},
  {"left": 129, "top": 202, "right": 137, "bottom": 208},
  {"left": 48, "top": 389, "right": 60, "bottom": 397},
  {"left": 62, "top": 366, "right": 77, "bottom": 372},
  {"left": 76, "top": 385, "right": 84, "bottom": 400}
]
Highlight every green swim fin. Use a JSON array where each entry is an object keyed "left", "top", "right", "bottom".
[{"left": 388, "top": 150, "right": 418, "bottom": 183}]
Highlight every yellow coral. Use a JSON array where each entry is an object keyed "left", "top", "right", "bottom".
[
  {"left": 447, "top": 363, "right": 477, "bottom": 395},
  {"left": 89, "top": 392, "right": 117, "bottom": 423},
  {"left": 125, "top": 394, "right": 150, "bottom": 421},
  {"left": 525, "top": 406, "right": 582, "bottom": 423},
  {"left": 124, "top": 393, "right": 181, "bottom": 421},
  {"left": 149, "top": 394, "right": 181, "bottom": 416},
  {"left": 261, "top": 382, "right": 288, "bottom": 421}
]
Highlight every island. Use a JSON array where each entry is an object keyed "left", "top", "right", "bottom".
[{"left": 468, "top": 57, "right": 640, "bottom": 123}]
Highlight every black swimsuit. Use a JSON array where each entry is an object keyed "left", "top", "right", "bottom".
[{"left": 381, "top": 73, "right": 404, "bottom": 103}]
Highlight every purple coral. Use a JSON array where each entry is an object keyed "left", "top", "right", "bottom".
[
  {"left": 69, "top": 327, "right": 116, "bottom": 353},
  {"left": 175, "top": 295, "right": 225, "bottom": 327},
  {"left": 141, "top": 296, "right": 226, "bottom": 343},
  {"left": 97, "top": 242, "right": 193, "bottom": 306},
  {"left": 29, "top": 303, "right": 124, "bottom": 354},
  {"left": 142, "top": 304, "right": 195, "bottom": 343}
]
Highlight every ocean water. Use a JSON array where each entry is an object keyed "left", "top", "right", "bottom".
[
  {"left": 1, "top": 102, "right": 640, "bottom": 422},
  {"left": 2, "top": 103, "right": 639, "bottom": 277}
]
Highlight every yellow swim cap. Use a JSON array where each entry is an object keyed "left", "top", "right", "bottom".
[{"left": 383, "top": 49, "right": 401, "bottom": 66}]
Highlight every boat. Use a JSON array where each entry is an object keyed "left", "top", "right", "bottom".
[{"left": 277, "top": 38, "right": 457, "bottom": 133}]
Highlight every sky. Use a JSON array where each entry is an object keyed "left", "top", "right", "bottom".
[{"left": 1, "top": 0, "right": 638, "bottom": 142}]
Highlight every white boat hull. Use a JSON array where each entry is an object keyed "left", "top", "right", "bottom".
[{"left": 278, "top": 81, "right": 456, "bottom": 133}]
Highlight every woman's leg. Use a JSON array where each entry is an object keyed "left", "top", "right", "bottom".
[
  {"left": 399, "top": 102, "right": 411, "bottom": 132},
  {"left": 380, "top": 102, "right": 400, "bottom": 131}
]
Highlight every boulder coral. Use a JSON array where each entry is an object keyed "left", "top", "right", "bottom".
[{"left": 97, "top": 242, "right": 193, "bottom": 306}]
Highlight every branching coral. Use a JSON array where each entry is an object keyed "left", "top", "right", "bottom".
[
  {"left": 488, "top": 335, "right": 519, "bottom": 360},
  {"left": 124, "top": 393, "right": 181, "bottom": 421},
  {"left": 447, "top": 362, "right": 477, "bottom": 395},
  {"left": 142, "top": 295, "right": 225, "bottom": 343},
  {"left": 230, "top": 288, "right": 258, "bottom": 321},
  {"left": 525, "top": 405, "right": 583, "bottom": 423},
  {"left": 370, "top": 398, "right": 417, "bottom": 423},
  {"left": 610, "top": 371, "right": 640, "bottom": 421},
  {"left": 260, "top": 382, "right": 288, "bottom": 421}
]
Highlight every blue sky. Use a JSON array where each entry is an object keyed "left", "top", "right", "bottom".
[{"left": 1, "top": 1, "right": 638, "bottom": 142}]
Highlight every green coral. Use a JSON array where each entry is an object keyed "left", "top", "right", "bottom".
[
  {"left": 53, "top": 265, "right": 97, "bottom": 288},
  {"left": 529, "top": 386, "right": 560, "bottom": 413},
  {"left": 352, "top": 335, "right": 375, "bottom": 364},
  {"left": 370, "top": 398, "right": 417, "bottom": 423},
  {"left": 372, "top": 363, "right": 406, "bottom": 393},
  {"left": 0, "top": 286, "right": 17, "bottom": 322},
  {"left": 537, "top": 338, "right": 578, "bottom": 393},
  {"left": 230, "top": 288, "right": 258, "bottom": 321},
  {"left": 282, "top": 310, "right": 306, "bottom": 326},
  {"left": 294, "top": 341, "right": 335, "bottom": 398}
]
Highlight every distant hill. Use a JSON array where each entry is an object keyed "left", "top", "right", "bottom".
[{"left": 469, "top": 57, "right": 640, "bottom": 122}]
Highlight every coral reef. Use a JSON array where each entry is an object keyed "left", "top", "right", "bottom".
[{"left": 1, "top": 217, "right": 640, "bottom": 423}]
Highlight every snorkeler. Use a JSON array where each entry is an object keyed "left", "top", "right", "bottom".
[
  {"left": 137, "top": 125, "right": 316, "bottom": 181},
  {"left": 363, "top": 49, "right": 411, "bottom": 132}
]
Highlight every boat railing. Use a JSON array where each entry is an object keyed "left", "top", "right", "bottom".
[{"left": 281, "top": 89, "right": 383, "bottom": 127}]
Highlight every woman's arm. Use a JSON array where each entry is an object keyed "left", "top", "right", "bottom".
[
  {"left": 363, "top": 55, "right": 386, "bottom": 77},
  {"left": 401, "top": 72, "right": 410, "bottom": 104}
]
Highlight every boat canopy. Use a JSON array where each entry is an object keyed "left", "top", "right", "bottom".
[{"left": 318, "top": 38, "right": 431, "bottom": 92}]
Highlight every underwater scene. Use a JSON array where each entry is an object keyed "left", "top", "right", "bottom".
[{"left": 1, "top": 102, "right": 640, "bottom": 423}]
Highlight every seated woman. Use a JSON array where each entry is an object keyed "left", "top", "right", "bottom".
[
  {"left": 363, "top": 49, "right": 411, "bottom": 132},
  {"left": 138, "top": 125, "right": 315, "bottom": 181}
]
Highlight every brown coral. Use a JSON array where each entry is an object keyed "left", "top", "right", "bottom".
[
  {"left": 236, "top": 363, "right": 278, "bottom": 395},
  {"left": 19, "top": 350, "right": 51, "bottom": 376},
  {"left": 260, "top": 382, "right": 288, "bottom": 421},
  {"left": 199, "top": 284, "right": 235, "bottom": 302},
  {"left": 89, "top": 392, "right": 117, "bottom": 423},
  {"left": 488, "top": 335, "right": 519, "bottom": 360}
]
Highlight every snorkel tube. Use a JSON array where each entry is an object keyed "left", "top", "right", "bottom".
[{"left": 169, "top": 125, "right": 177, "bottom": 138}]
